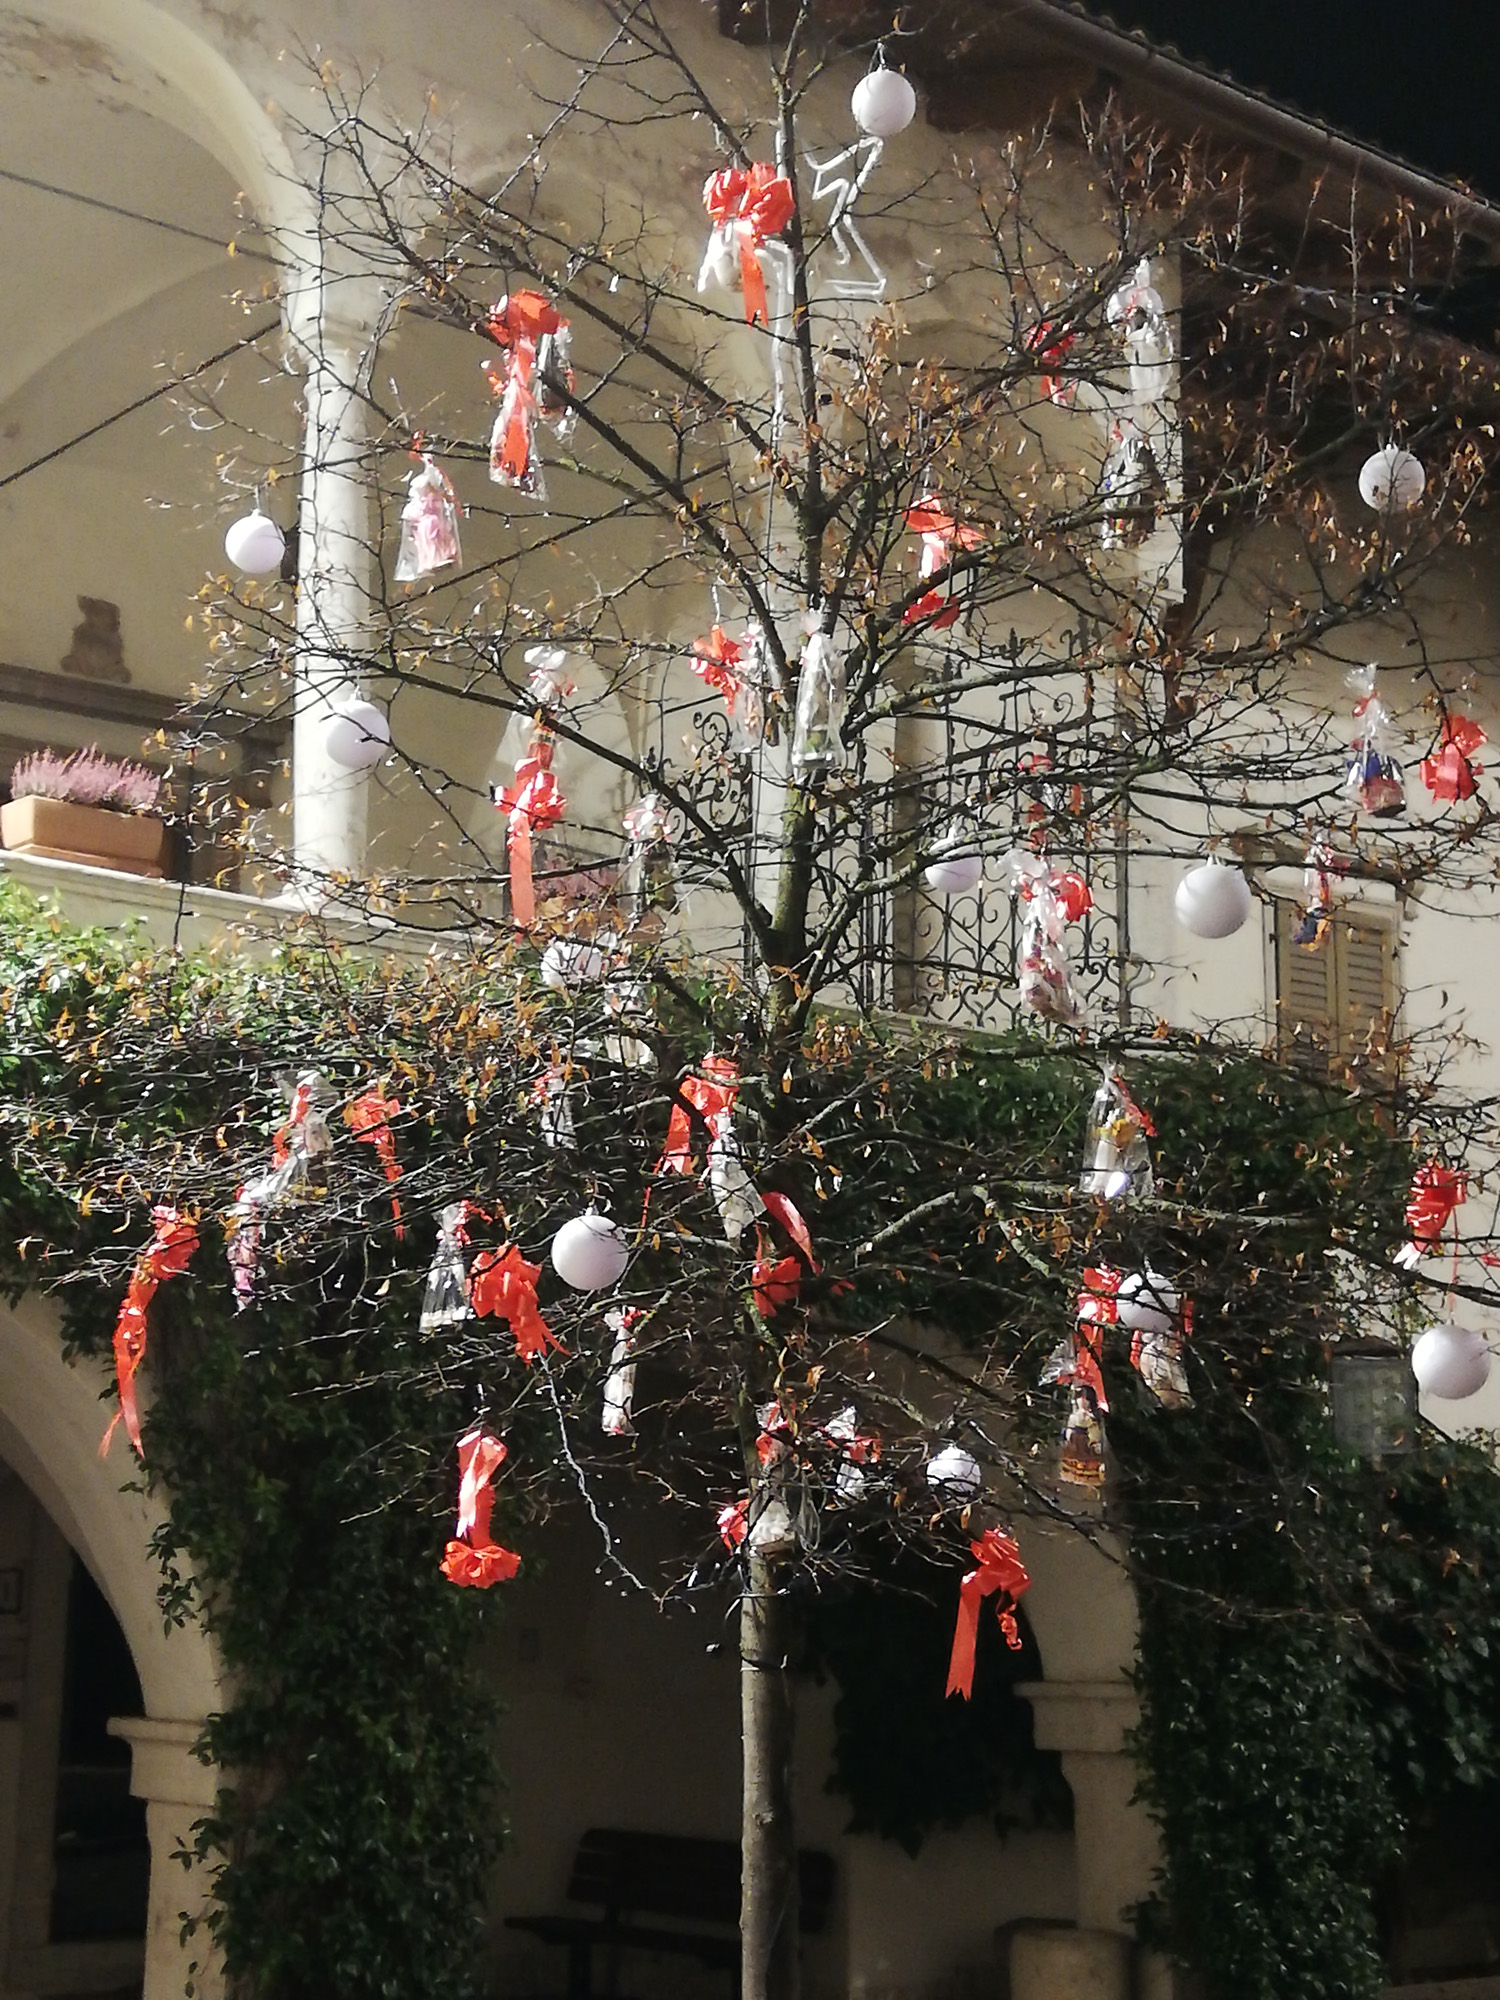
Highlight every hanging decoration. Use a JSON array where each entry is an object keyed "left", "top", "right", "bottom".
[
  {"left": 394, "top": 455, "right": 463, "bottom": 582},
  {"left": 1025, "top": 320, "right": 1075, "bottom": 407},
  {"left": 902, "top": 499, "right": 985, "bottom": 629},
  {"left": 103, "top": 1207, "right": 199, "bottom": 1457},
  {"left": 1079, "top": 1066, "right": 1155, "bottom": 1200},
  {"left": 691, "top": 622, "right": 748, "bottom": 735},
  {"left": 540, "top": 939, "right": 607, "bottom": 991},
  {"left": 923, "top": 824, "right": 983, "bottom": 895},
  {"left": 824, "top": 1406, "right": 879, "bottom": 1505},
  {"left": 1174, "top": 857, "right": 1253, "bottom": 939},
  {"left": 791, "top": 618, "right": 846, "bottom": 776},
  {"left": 850, "top": 50, "right": 917, "bottom": 137},
  {"left": 1359, "top": 443, "right": 1425, "bottom": 514},
  {"left": 1290, "top": 839, "right": 1338, "bottom": 949},
  {"left": 421, "top": 1202, "right": 477, "bottom": 1333},
  {"left": 493, "top": 712, "right": 566, "bottom": 931},
  {"left": 531, "top": 1065, "right": 576, "bottom": 1150},
  {"left": 483, "top": 290, "right": 574, "bottom": 497},
  {"left": 622, "top": 794, "right": 679, "bottom": 919},
  {"left": 440, "top": 1428, "right": 522, "bottom": 1587},
  {"left": 1117, "top": 1270, "right": 1193, "bottom": 1408},
  {"left": 1395, "top": 1161, "right": 1467, "bottom": 1270},
  {"left": 602, "top": 1305, "right": 641, "bottom": 1436},
  {"left": 1412, "top": 1321, "right": 1492, "bottom": 1401},
  {"left": 709, "top": 1106, "right": 765, "bottom": 1245},
  {"left": 751, "top": 1190, "right": 817, "bottom": 1318},
  {"left": 658, "top": 1055, "right": 742, "bottom": 1178},
  {"left": 1005, "top": 860, "right": 1091, "bottom": 1029},
  {"left": 224, "top": 506, "right": 286, "bottom": 577},
  {"left": 343, "top": 1085, "right": 403, "bottom": 1236},
  {"left": 1106, "top": 257, "right": 1174, "bottom": 405},
  {"left": 717, "top": 1492, "right": 798, "bottom": 1560},
  {"left": 945, "top": 1527, "right": 1032, "bottom": 1699},
  {"left": 1098, "top": 420, "right": 1166, "bottom": 550},
  {"left": 1059, "top": 1386, "right": 1108, "bottom": 1486},
  {"left": 1344, "top": 666, "right": 1404, "bottom": 818},
  {"left": 551, "top": 1208, "right": 630, "bottom": 1292},
  {"left": 925, "top": 1441, "right": 983, "bottom": 1501},
  {"left": 698, "top": 163, "right": 795, "bottom": 327},
  {"left": 324, "top": 697, "right": 392, "bottom": 772},
  {"left": 227, "top": 1071, "right": 335, "bottom": 1309},
  {"left": 469, "top": 1243, "right": 564, "bottom": 1362},
  {"left": 1420, "top": 714, "right": 1487, "bottom": 802}
]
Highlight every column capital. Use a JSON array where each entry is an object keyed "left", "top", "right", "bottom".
[
  {"left": 108, "top": 1716, "right": 218, "bottom": 1809},
  {"left": 1017, "top": 1679, "right": 1140, "bottom": 1755}
]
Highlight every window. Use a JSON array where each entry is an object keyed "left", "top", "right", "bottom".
[{"left": 1274, "top": 904, "right": 1397, "bottom": 1067}]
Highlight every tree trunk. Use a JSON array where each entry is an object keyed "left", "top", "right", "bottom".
[{"left": 740, "top": 1549, "right": 800, "bottom": 2000}]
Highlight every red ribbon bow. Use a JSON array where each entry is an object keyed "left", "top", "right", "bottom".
[
  {"left": 903, "top": 498, "right": 985, "bottom": 629},
  {"left": 469, "top": 1243, "right": 564, "bottom": 1363},
  {"left": 344, "top": 1087, "right": 403, "bottom": 1237},
  {"left": 692, "top": 625, "right": 745, "bottom": 714},
  {"left": 752, "top": 1190, "right": 817, "bottom": 1318},
  {"left": 945, "top": 1527, "right": 1032, "bottom": 1700},
  {"left": 1396, "top": 1162, "right": 1467, "bottom": 1268},
  {"left": 485, "top": 290, "right": 567, "bottom": 488},
  {"left": 1025, "top": 320, "right": 1076, "bottom": 405},
  {"left": 1420, "top": 716, "right": 1486, "bottom": 802},
  {"left": 496, "top": 740, "right": 566, "bottom": 929},
  {"left": 272, "top": 1077, "right": 317, "bottom": 1166},
  {"left": 702, "top": 164, "right": 795, "bottom": 327},
  {"left": 440, "top": 1427, "right": 522, "bottom": 1588},
  {"left": 717, "top": 1497, "right": 750, "bottom": 1550},
  {"left": 658, "top": 1057, "right": 742, "bottom": 1177},
  {"left": 103, "top": 1207, "right": 199, "bottom": 1458}
]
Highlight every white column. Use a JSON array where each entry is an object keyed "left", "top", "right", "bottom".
[{"left": 109, "top": 1717, "right": 222, "bottom": 2000}]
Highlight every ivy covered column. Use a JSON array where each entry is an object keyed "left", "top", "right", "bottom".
[{"left": 109, "top": 1718, "right": 221, "bottom": 2000}]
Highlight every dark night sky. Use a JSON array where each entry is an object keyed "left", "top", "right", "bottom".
[{"left": 1079, "top": 2, "right": 1500, "bottom": 204}]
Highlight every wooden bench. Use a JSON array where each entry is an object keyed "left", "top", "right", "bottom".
[{"left": 506, "top": 1826, "right": 836, "bottom": 2000}]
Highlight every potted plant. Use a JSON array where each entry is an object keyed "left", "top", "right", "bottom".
[{"left": 1, "top": 747, "right": 167, "bottom": 877}]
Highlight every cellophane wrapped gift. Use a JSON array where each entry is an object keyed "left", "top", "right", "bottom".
[
  {"left": 791, "top": 626, "right": 846, "bottom": 775},
  {"left": 1017, "top": 877, "right": 1086, "bottom": 1027},
  {"left": 1079, "top": 1066, "right": 1154, "bottom": 1199},
  {"left": 1344, "top": 665, "right": 1404, "bottom": 817},
  {"left": 395, "top": 456, "right": 463, "bottom": 581},
  {"left": 421, "top": 1202, "right": 472, "bottom": 1332}
]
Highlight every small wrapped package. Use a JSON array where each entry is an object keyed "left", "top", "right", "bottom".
[
  {"left": 531, "top": 1065, "right": 576, "bottom": 1150},
  {"left": 1059, "top": 1386, "right": 1107, "bottom": 1487},
  {"left": 421, "top": 1202, "right": 473, "bottom": 1333},
  {"left": 602, "top": 1306, "right": 639, "bottom": 1437},
  {"left": 395, "top": 456, "right": 463, "bottom": 581},
  {"left": 791, "top": 625, "right": 846, "bottom": 776},
  {"left": 1107, "top": 257, "right": 1174, "bottom": 405},
  {"left": 484, "top": 290, "right": 575, "bottom": 498},
  {"left": 1344, "top": 666, "right": 1404, "bottom": 818},
  {"left": 1099, "top": 420, "right": 1166, "bottom": 551},
  {"left": 1291, "top": 839, "right": 1336, "bottom": 948},
  {"left": 1016, "top": 876, "right": 1086, "bottom": 1028},
  {"left": 621, "top": 793, "right": 679, "bottom": 920},
  {"left": 1079, "top": 1066, "right": 1155, "bottom": 1200}
]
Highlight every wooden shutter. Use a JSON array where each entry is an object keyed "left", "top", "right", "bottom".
[{"left": 1275, "top": 906, "right": 1395, "bottom": 1065}]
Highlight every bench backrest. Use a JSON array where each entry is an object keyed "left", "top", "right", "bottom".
[{"left": 568, "top": 1828, "right": 836, "bottom": 1936}]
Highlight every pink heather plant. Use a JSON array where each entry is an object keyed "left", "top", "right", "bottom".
[{"left": 10, "top": 747, "right": 161, "bottom": 814}]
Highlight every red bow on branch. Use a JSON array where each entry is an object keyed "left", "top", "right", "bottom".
[
  {"left": 1025, "top": 320, "right": 1075, "bottom": 405},
  {"left": 702, "top": 164, "right": 795, "bottom": 327},
  {"left": 903, "top": 498, "right": 985, "bottom": 629},
  {"left": 945, "top": 1527, "right": 1032, "bottom": 1700},
  {"left": 658, "top": 1057, "right": 742, "bottom": 1177},
  {"left": 440, "top": 1427, "right": 521, "bottom": 1588},
  {"left": 1066, "top": 1265, "right": 1120, "bottom": 1410},
  {"left": 717, "top": 1497, "right": 750, "bottom": 1551},
  {"left": 103, "top": 1207, "right": 199, "bottom": 1458},
  {"left": 1396, "top": 1162, "right": 1467, "bottom": 1269},
  {"left": 1420, "top": 715, "right": 1486, "bottom": 802},
  {"left": 495, "top": 740, "right": 566, "bottom": 929},
  {"left": 692, "top": 624, "right": 744, "bottom": 701},
  {"left": 470, "top": 1243, "right": 564, "bottom": 1363},
  {"left": 343, "top": 1087, "right": 404, "bottom": 1238},
  {"left": 484, "top": 290, "right": 569, "bottom": 490},
  {"left": 752, "top": 1190, "right": 818, "bottom": 1319}
]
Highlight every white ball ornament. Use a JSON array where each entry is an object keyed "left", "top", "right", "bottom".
[
  {"left": 925, "top": 1442, "right": 982, "bottom": 1501},
  {"left": 540, "top": 940, "right": 607, "bottom": 991},
  {"left": 323, "top": 699, "right": 391, "bottom": 771},
  {"left": 1411, "top": 1322, "right": 1492, "bottom": 1401},
  {"left": 551, "top": 1209, "right": 630, "bottom": 1291},
  {"left": 1359, "top": 445, "right": 1426, "bottom": 513},
  {"left": 1116, "top": 1270, "right": 1179, "bottom": 1338},
  {"left": 224, "top": 509, "right": 286, "bottom": 576},
  {"left": 1175, "top": 859, "right": 1252, "bottom": 939},
  {"left": 851, "top": 64, "right": 917, "bottom": 138},
  {"left": 923, "top": 831, "right": 983, "bottom": 896}
]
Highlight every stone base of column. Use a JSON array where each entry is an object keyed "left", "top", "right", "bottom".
[
  {"left": 109, "top": 1716, "right": 222, "bottom": 2000},
  {"left": 1010, "top": 1925, "right": 1131, "bottom": 2000}
]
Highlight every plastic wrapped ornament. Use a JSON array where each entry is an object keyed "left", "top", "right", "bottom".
[
  {"left": 1421, "top": 714, "right": 1486, "bottom": 802},
  {"left": 551, "top": 1208, "right": 630, "bottom": 1291},
  {"left": 324, "top": 697, "right": 391, "bottom": 772},
  {"left": 708, "top": 1111, "right": 766, "bottom": 1246},
  {"left": 532, "top": 1065, "right": 576, "bottom": 1150},
  {"left": 1106, "top": 257, "right": 1174, "bottom": 405},
  {"left": 395, "top": 456, "right": 463, "bottom": 581},
  {"left": 1411, "top": 1321, "right": 1492, "bottom": 1400},
  {"left": 1015, "top": 873, "right": 1086, "bottom": 1029},
  {"left": 791, "top": 623, "right": 846, "bottom": 776},
  {"left": 746, "top": 1494, "right": 798, "bottom": 1559},
  {"left": 484, "top": 291, "right": 574, "bottom": 498},
  {"left": 601, "top": 1306, "right": 640, "bottom": 1436},
  {"left": 621, "top": 794, "right": 679, "bottom": 920},
  {"left": 923, "top": 824, "right": 983, "bottom": 895},
  {"left": 925, "top": 1441, "right": 983, "bottom": 1501},
  {"left": 540, "top": 939, "right": 607, "bottom": 991},
  {"left": 1344, "top": 666, "right": 1404, "bottom": 818},
  {"left": 1098, "top": 421, "right": 1166, "bottom": 551},
  {"left": 1079, "top": 1067, "right": 1155, "bottom": 1201},
  {"left": 1026, "top": 320, "right": 1075, "bottom": 407},
  {"left": 227, "top": 1071, "right": 335, "bottom": 1308},
  {"left": 1117, "top": 1271, "right": 1191, "bottom": 1409},
  {"left": 698, "top": 163, "right": 795, "bottom": 329},
  {"left": 1359, "top": 444, "right": 1425, "bottom": 514},
  {"left": 1291, "top": 840, "right": 1337, "bottom": 949},
  {"left": 1174, "top": 858, "right": 1252, "bottom": 939},
  {"left": 1059, "top": 1386, "right": 1107, "bottom": 1486},
  {"left": 224, "top": 507, "right": 286, "bottom": 576},
  {"left": 421, "top": 1203, "right": 474, "bottom": 1332},
  {"left": 851, "top": 54, "right": 917, "bottom": 137}
]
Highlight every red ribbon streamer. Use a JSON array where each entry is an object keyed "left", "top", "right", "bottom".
[
  {"left": 469, "top": 1244, "right": 564, "bottom": 1363},
  {"left": 1397, "top": 1162, "right": 1467, "bottom": 1268},
  {"left": 496, "top": 740, "right": 566, "bottom": 928},
  {"left": 485, "top": 290, "right": 565, "bottom": 487},
  {"left": 102, "top": 1207, "right": 199, "bottom": 1458},
  {"left": 1420, "top": 716, "right": 1486, "bottom": 802},
  {"left": 344, "top": 1087, "right": 404, "bottom": 1238},
  {"left": 440, "top": 1427, "right": 521, "bottom": 1588},
  {"left": 945, "top": 1527, "right": 1032, "bottom": 1699},
  {"left": 1025, "top": 320, "right": 1075, "bottom": 404},
  {"left": 752, "top": 1190, "right": 817, "bottom": 1319},
  {"left": 702, "top": 164, "right": 795, "bottom": 327},
  {"left": 692, "top": 625, "right": 744, "bottom": 706},
  {"left": 658, "top": 1057, "right": 742, "bottom": 1177},
  {"left": 718, "top": 1497, "right": 750, "bottom": 1550},
  {"left": 272, "top": 1077, "right": 317, "bottom": 1166},
  {"left": 903, "top": 499, "right": 985, "bottom": 629}
]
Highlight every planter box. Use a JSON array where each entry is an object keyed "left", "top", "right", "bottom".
[{"left": 0, "top": 797, "right": 167, "bottom": 878}]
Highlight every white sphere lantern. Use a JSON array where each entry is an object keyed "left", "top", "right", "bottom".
[
  {"left": 1174, "top": 858, "right": 1252, "bottom": 939},
  {"left": 323, "top": 698, "right": 391, "bottom": 772},
  {"left": 925, "top": 1442, "right": 982, "bottom": 1501},
  {"left": 1359, "top": 445, "right": 1426, "bottom": 513},
  {"left": 540, "top": 940, "right": 607, "bottom": 991},
  {"left": 1411, "top": 1321, "right": 1492, "bottom": 1401},
  {"left": 851, "top": 63, "right": 917, "bottom": 138},
  {"left": 1116, "top": 1270, "right": 1180, "bottom": 1338},
  {"left": 551, "top": 1209, "right": 630, "bottom": 1291},
  {"left": 224, "top": 508, "right": 286, "bottom": 576},
  {"left": 923, "top": 831, "right": 983, "bottom": 896}
]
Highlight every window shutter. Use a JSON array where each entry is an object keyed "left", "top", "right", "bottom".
[
  {"left": 1333, "top": 922, "right": 1394, "bottom": 1057},
  {"left": 1275, "top": 906, "right": 1395, "bottom": 1063}
]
